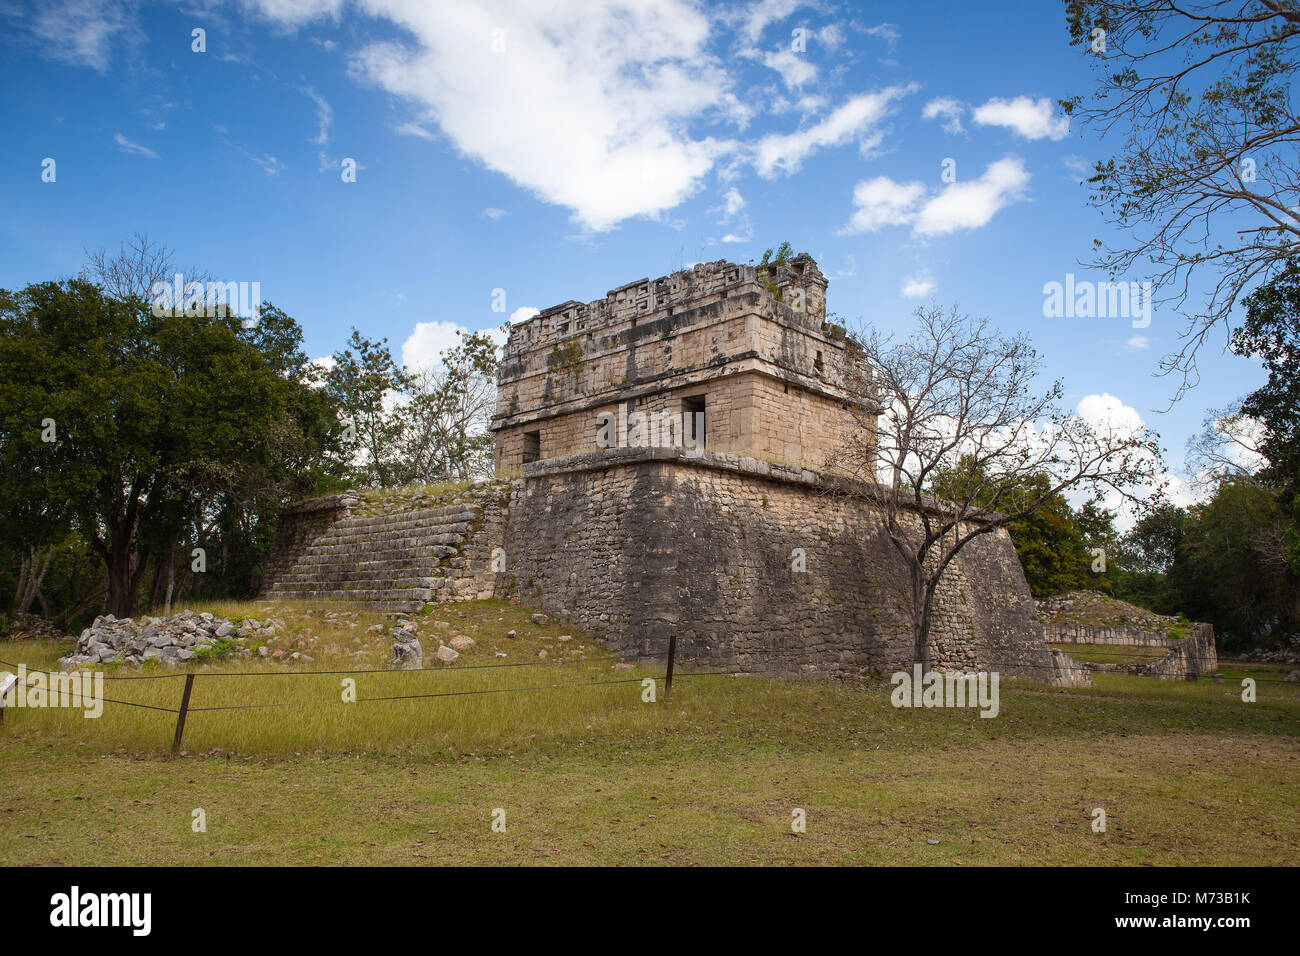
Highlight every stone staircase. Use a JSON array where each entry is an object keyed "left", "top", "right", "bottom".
[{"left": 265, "top": 483, "right": 508, "bottom": 612}]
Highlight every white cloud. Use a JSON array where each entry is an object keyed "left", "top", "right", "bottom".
[
  {"left": 402, "top": 319, "right": 509, "bottom": 371},
  {"left": 817, "top": 23, "right": 844, "bottom": 51},
  {"left": 248, "top": 0, "right": 344, "bottom": 26},
  {"left": 864, "top": 23, "right": 900, "bottom": 44},
  {"left": 1077, "top": 392, "right": 1146, "bottom": 435},
  {"left": 393, "top": 120, "right": 435, "bottom": 140},
  {"left": 838, "top": 156, "right": 1030, "bottom": 237},
  {"left": 900, "top": 273, "right": 935, "bottom": 298},
  {"left": 913, "top": 156, "right": 1031, "bottom": 236},
  {"left": 1125, "top": 335, "right": 1149, "bottom": 350},
  {"left": 509, "top": 306, "right": 540, "bottom": 325},
  {"left": 113, "top": 132, "right": 158, "bottom": 159},
  {"left": 301, "top": 0, "right": 738, "bottom": 232},
  {"left": 483, "top": 207, "right": 508, "bottom": 220},
  {"left": 735, "top": 0, "right": 804, "bottom": 45},
  {"left": 28, "top": 0, "right": 131, "bottom": 71},
  {"left": 304, "top": 86, "right": 334, "bottom": 171},
  {"left": 972, "top": 96, "right": 1070, "bottom": 141},
  {"left": 762, "top": 47, "right": 816, "bottom": 89},
  {"left": 754, "top": 86, "right": 914, "bottom": 178},
  {"left": 709, "top": 187, "right": 746, "bottom": 223},
  {"left": 838, "top": 177, "right": 926, "bottom": 234},
  {"left": 921, "top": 96, "right": 965, "bottom": 135}
]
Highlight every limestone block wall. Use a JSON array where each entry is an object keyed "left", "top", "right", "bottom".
[
  {"left": 1050, "top": 622, "right": 1218, "bottom": 679},
  {"left": 498, "top": 448, "right": 1055, "bottom": 680},
  {"left": 492, "top": 256, "right": 867, "bottom": 475},
  {"left": 261, "top": 450, "right": 1063, "bottom": 681},
  {"left": 494, "top": 370, "right": 866, "bottom": 477}
]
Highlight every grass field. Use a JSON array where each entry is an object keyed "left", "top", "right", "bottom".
[{"left": 1, "top": 598, "right": 1297, "bottom": 866}]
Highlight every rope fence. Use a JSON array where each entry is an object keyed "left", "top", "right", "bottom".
[{"left": 0, "top": 648, "right": 1293, "bottom": 753}]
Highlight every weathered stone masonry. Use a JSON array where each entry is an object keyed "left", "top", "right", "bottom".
[
  {"left": 492, "top": 254, "right": 875, "bottom": 476},
  {"left": 500, "top": 448, "right": 1053, "bottom": 679},
  {"left": 263, "top": 254, "right": 1069, "bottom": 680},
  {"left": 264, "top": 447, "right": 1056, "bottom": 679}
]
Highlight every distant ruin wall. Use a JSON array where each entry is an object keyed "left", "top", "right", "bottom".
[
  {"left": 499, "top": 448, "right": 1054, "bottom": 680},
  {"left": 1048, "top": 621, "right": 1218, "bottom": 680}
]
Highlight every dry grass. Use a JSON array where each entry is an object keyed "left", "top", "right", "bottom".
[{"left": 1, "top": 597, "right": 1297, "bottom": 865}]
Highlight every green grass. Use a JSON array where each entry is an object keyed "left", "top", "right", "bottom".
[
  {"left": 1049, "top": 643, "right": 1172, "bottom": 667},
  {"left": 1, "top": 599, "right": 1297, "bottom": 865}
]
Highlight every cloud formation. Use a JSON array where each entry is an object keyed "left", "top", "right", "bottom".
[
  {"left": 839, "top": 156, "right": 1031, "bottom": 237},
  {"left": 754, "top": 86, "right": 914, "bottom": 178},
  {"left": 972, "top": 95, "right": 1070, "bottom": 141}
]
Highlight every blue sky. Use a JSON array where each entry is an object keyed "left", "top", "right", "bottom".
[{"left": 0, "top": 0, "right": 1268, "bottom": 513}]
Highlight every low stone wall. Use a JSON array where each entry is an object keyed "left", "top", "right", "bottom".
[
  {"left": 1046, "top": 624, "right": 1179, "bottom": 647},
  {"left": 1048, "top": 648, "right": 1092, "bottom": 687},
  {"left": 1142, "top": 623, "right": 1218, "bottom": 680},
  {"left": 1048, "top": 621, "right": 1218, "bottom": 680}
]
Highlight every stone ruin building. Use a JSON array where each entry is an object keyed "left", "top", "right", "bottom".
[
  {"left": 493, "top": 252, "right": 869, "bottom": 476},
  {"left": 264, "top": 254, "right": 1068, "bottom": 681}
]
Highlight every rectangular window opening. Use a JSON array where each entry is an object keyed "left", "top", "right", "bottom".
[
  {"left": 682, "top": 395, "right": 706, "bottom": 449},
  {"left": 522, "top": 430, "right": 541, "bottom": 464}
]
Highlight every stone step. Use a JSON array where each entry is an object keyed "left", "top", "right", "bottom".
[
  {"left": 296, "top": 532, "right": 466, "bottom": 554},
  {"left": 292, "top": 541, "right": 458, "bottom": 561},
  {"left": 287, "top": 552, "right": 453, "bottom": 570},
  {"left": 320, "top": 521, "right": 473, "bottom": 542},
  {"left": 274, "top": 569, "right": 445, "bottom": 587},
  {"left": 267, "top": 585, "right": 436, "bottom": 602},
  {"left": 330, "top": 509, "right": 478, "bottom": 532}
]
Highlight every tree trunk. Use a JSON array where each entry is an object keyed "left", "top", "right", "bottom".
[
  {"left": 164, "top": 543, "right": 176, "bottom": 616},
  {"left": 911, "top": 565, "right": 931, "bottom": 670},
  {"left": 106, "top": 542, "right": 137, "bottom": 618},
  {"left": 147, "top": 549, "right": 170, "bottom": 612},
  {"left": 14, "top": 546, "right": 54, "bottom": 615}
]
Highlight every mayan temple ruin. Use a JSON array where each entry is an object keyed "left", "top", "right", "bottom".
[{"left": 264, "top": 254, "right": 1062, "bottom": 680}]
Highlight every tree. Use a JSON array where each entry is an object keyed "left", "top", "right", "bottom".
[
  {"left": 324, "top": 329, "right": 411, "bottom": 488},
  {"left": 1178, "top": 479, "right": 1298, "bottom": 647},
  {"left": 81, "top": 232, "right": 208, "bottom": 304},
  {"left": 1062, "top": 1, "right": 1300, "bottom": 394},
  {"left": 831, "top": 305, "right": 1165, "bottom": 667},
  {"left": 931, "top": 465, "right": 1120, "bottom": 597},
  {"left": 1111, "top": 500, "right": 1190, "bottom": 612},
  {"left": 0, "top": 281, "right": 337, "bottom": 617},
  {"left": 393, "top": 330, "right": 500, "bottom": 484},
  {"left": 1233, "top": 259, "right": 1300, "bottom": 516}
]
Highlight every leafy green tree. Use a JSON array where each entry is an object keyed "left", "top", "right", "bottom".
[
  {"left": 932, "top": 464, "right": 1118, "bottom": 597},
  {"left": 395, "top": 330, "right": 500, "bottom": 483},
  {"left": 1233, "top": 258, "right": 1300, "bottom": 568},
  {"left": 324, "top": 329, "right": 411, "bottom": 488},
  {"left": 1178, "top": 480, "right": 1298, "bottom": 649},
  {"left": 0, "top": 281, "right": 340, "bottom": 617},
  {"left": 1111, "top": 501, "right": 1190, "bottom": 613}
]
